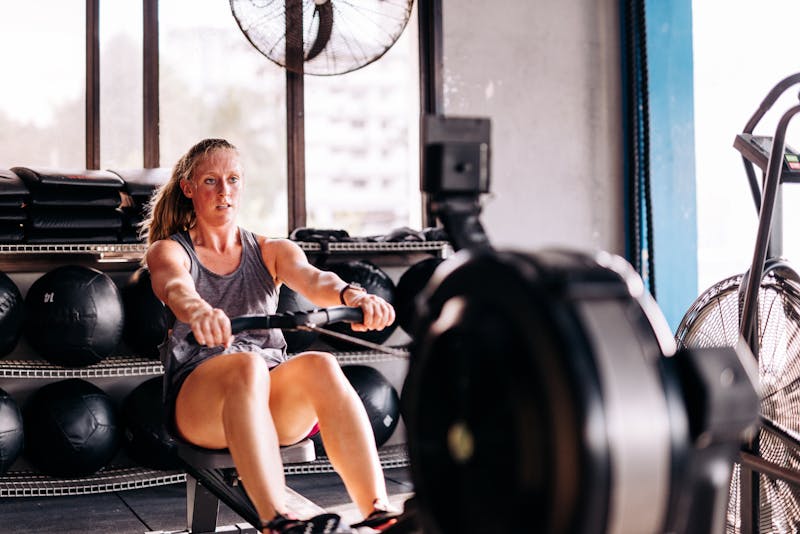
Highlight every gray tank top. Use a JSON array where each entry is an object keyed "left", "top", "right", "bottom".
[{"left": 159, "top": 228, "right": 287, "bottom": 395}]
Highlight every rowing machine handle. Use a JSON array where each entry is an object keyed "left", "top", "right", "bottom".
[{"left": 186, "top": 306, "right": 364, "bottom": 346}]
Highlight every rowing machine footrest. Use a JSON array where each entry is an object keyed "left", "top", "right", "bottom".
[{"left": 177, "top": 439, "right": 316, "bottom": 533}]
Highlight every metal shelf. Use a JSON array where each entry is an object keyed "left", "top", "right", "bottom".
[
  {"left": 0, "top": 243, "right": 147, "bottom": 255},
  {"left": 0, "top": 243, "right": 148, "bottom": 271},
  {"left": 285, "top": 444, "right": 410, "bottom": 475},
  {"left": 331, "top": 347, "right": 409, "bottom": 364},
  {"left": 0, "top": 240, "right": 449, "bottom": 271},
  {"left": 0, "top": 349, "right": 408, "bottom": 378},
  {"left": 0, "top": 466, "right": 185, "bottom": 498},
  {"left": 296, "top": 241, "right": 449, "bottom": 254},
  {"left": 0, "top": 446, "right": 409, "bottom": 497},
  {"left": 0, "top": 356, "right": 164, "bottom": 379},
  {"left": 0, "top": 241, "right": 447, "bottom": 256}
]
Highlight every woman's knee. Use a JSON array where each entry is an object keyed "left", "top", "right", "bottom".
[
  {"left": 221, "top": 351, "right": 271, "bottom": 392},
  {"left": 296, "top": 351, "right": 344, "bottom": 381},
  {"left": 291, "top": 352, "right": 356, "bottom": 400}
]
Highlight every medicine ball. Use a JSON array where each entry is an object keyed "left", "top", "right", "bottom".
[
  {"left": 24, "top": 265, "right": 124, "bottom": 367},
  {"left": 121, "top": 377, "right": 180, "bottom": 470},
  {"left": 121, "top": 268, "right": 168, "bottom": 359},
  {"left": 277, "top": 285, "right": 319, "bottom": 353},
  {"left": 0, "top": 271, "right": 23, "bottom": 357},
  {"left": 342, "top": 365, "right": 400, "bottom": 447},
  {"left": 325, "top": 261, "right": 397, "bottom": 350},
  {"left": 0, "top": 388, "right": 23, "bottom": 474},
  {"left": 24, "top": 379, "right": 120, "bottom": 477},
  {"left": 395, "top": 257, "right": 443, "bottom": 337}
]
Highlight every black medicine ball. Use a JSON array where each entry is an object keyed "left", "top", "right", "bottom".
[
  {"left": 121, "top": 268, "right": 168, "bottom": 359},
  {"left": 24, "top": 265, "right": 124, "bottom": 367},
  {"left": 325, "top": 261, "right": 397, "bottom": 350},
  {"left": 277, "top": 285, "right": 319, "bottom": 353},
  {"left": 0, "top": 271, "right": 23, "bottom": 357},
  {"left": 121, "top": 377, "right": 180, "bottom": 470},
  {"left": 395, "top": 257, "right": 443, "bottom": 337},
  {"left": 23, "top": 379, "right": 120, "bottom": 477},
  {"left": 0, "top": 388, "right": 23, "bottom": 474}
]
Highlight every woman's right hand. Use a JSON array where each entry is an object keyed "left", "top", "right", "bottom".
[{"left": 187, "top": 306, "right": 233, "bottom": 347}]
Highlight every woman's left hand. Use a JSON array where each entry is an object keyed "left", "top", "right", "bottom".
[{"left": 348, "top": 292, "right": 395, "bottom": 332}]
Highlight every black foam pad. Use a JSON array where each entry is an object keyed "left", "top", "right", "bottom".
[
  {"left": 121, "top": 207, "right": 144, "bottom": 225},
  {"left": 29, "top": 207, "right": 123, "bottom": 230},
  {"left": 29, "top": 187, "right": 121, "bottom": 208},
  {"left": 0, "top": 198, "right": 26, "bottom": 208},
  {"left": 12, "top": 167, "right": 124, "bottom": 189},
  {"left": 373, "top": 226, "right": 425, "bottom": 242},
  {"left": 120, "top": 231, "right": 142, "bottom": 244},
  {"left": 109, "top": 168, "right": 170, "bottom": 198},
  {"left": 0, "top": 208, "right": 27, "bottom": 222},
  {"left": 0, "top": 170, "right": 30, "bottom": 202},
  {"left": 0, "top": 223, "right": 24, "bottom": 243},
  {"left": 289, "top": 227, "right": 351, "bottom": 242},
  {"left": 26, "top": 230, "right": 119, "bottom": 244}
]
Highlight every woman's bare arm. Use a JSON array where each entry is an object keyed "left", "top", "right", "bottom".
[
  {"left": 262, "top": 238, "right": 395, "bottom": 331},
  {"left": 146, "top": 239, "right": 232, "bottom": 347}
]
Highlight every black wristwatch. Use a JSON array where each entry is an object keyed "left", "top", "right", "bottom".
[{"left": 340, "top": 283, "right": 367, "bottom": 305}]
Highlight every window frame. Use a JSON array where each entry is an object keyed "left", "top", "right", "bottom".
[{"left": 84, "top": 0, "right": 439, "bottom": 233}]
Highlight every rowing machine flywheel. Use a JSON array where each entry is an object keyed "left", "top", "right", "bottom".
[{"left": 403, "top": 248, "right": 759, "bottom": 534}]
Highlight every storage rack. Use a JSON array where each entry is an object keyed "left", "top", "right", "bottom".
[{"left": 0, "top": 240, "right": 444, "bottom": 497}]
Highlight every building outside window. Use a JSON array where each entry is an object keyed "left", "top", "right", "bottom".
[
  {"left": 101, "top": 0, "right": 143, "bottom": 169},
  {"left": 305, "top": 8, "right": 421, "bottom": 236},
  {"left": 0, "top": 1, "right": 421, "bottom": 239},
  {"left": 693, "top": 0, "right": 800, "bottom": 291},
  {"left": 0, "top": 1, "right": 85, "bottom": 169},
  {"left": 159, "top": 0, "right": 289, "bottom": 237}
]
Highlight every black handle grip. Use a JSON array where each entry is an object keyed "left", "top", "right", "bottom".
[{"left": 186, "top": 306, "right": 364, "bottom": 346}]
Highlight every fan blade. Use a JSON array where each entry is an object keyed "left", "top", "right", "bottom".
[{"left": 306, "top": 1, "right": 333, "bottom": 61}]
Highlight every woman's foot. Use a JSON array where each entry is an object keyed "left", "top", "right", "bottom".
[
  {"left": 350, "top": 499, "right": 402, "bottom": 532},
  {"left": 262, "top": 512, "right": 341, "bottom": 533}
]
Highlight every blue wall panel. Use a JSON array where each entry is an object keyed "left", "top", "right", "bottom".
[{"left": 645, "top": 0, "right": 698, "bottom": 331}]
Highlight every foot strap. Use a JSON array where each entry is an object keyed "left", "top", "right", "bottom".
[
  {"left": 350, "top": 508, "right": 402, "bottom": 531},
  {"left": 262, "top": 512, "right": 341, "bottom": 533}
]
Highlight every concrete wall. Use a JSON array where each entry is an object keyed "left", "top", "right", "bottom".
[{"left": 441, "top": 0, "right": 624, "bottom": 255}]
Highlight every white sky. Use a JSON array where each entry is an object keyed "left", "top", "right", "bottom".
[
  {"left": 693, "top": 0, "right": 800, "bottom": 288},
  {"left": 0, "top": 0, "right": 232, "bottom": 125}
]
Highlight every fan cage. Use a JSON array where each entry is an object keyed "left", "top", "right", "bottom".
[
  {"left": 677, "top": 270, "right": 800, "bottom": 533},
  {"left": 230, "top": 0, "right": 414, "bottom": 76}
]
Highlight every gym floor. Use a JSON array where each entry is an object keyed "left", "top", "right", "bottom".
[{"left": 0, "top": 468, "right": 414, "bottom": 533}]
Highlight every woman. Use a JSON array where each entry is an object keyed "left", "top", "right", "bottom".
[{"left": 143, "top": 138, "right": 399, "bottom": 533}]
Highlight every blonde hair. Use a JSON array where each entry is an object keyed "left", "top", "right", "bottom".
[{"left": 140, "top": 138, "right": 238, "bottom": 245}]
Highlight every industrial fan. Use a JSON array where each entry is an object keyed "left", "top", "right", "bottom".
[
  {"left": 676, "top": 267, "right": 800, "bottom": 533},
  {"left": 229, "top": 0, "right": 414, "bottom": 76},
  {"left": 677, "top": 72, "right": 800, "bottom": 534}
]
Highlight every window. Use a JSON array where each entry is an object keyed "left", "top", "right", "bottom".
[
  {"left": 0, "top": 1, "right": 422, "bottom": 239},
  {"left": 693, "top": 0, "right": 800, "bottom": 290},
  {"left": 0, "top": 1, "right": 85, "bottom": 168},
  {"left": 304, "top": 7, "right": 421, "bottom": 236},
  {"left": 159, "top": 0, "right": 288, "bottom": 237},
  {"left": 101, "top": 0, "right": 143, "bottom": 169}
]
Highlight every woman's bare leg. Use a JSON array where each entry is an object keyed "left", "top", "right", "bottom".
[
  {"left": 174, "top": 351, "right": 290, "bottom": 527},
  {"left": 269, "top": 352, "right": 390, "bottom": 517}
]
